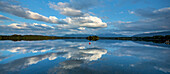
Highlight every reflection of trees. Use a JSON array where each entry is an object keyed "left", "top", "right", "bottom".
[{"left": 133, "top": 35, "right": 170, "bottom": 44}]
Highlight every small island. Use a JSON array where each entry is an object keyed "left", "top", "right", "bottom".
[{"left": 86, "top": 36, "right": 99, "bottom": 41}]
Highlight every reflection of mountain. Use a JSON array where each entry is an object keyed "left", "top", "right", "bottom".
[
  {"left": 113, "top": 46, "right": 170, "bottom": 73},
  {"left": 133, "top": 41, "right": 170, "bottom": 48},
  {"left": 63, "top": 39, "right": 89, "bottom": 42},
  {"left": 133, "top": 31, "right": 170, "bottom": 37},
  {"left": 97, "top": 40, "right": 125, "bottom": 43}
]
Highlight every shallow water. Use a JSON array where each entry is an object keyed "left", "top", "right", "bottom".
[{"left": 0, "top": 39, "right": 170, "bottom": 74}]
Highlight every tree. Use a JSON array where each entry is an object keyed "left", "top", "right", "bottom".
[
  {"left": 86, "top": 36, "right": 99, "bottom": 41},
  {"left": 165, "top": 35, "right": 170, "bottom": 39},
  {"left": 153, "top": 35, "right": 164, "bottom": 39}
]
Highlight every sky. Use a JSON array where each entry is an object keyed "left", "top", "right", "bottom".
[{"left": 0, "top": 0, "right": 170, "bottom": 36}]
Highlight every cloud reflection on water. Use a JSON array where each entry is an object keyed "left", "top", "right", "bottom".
[
  {"left": 0, "top": 40, "right": 107, "bottom": 73},
  {"left": 0, "top": 40, "right": 170, "bottom": 74}
]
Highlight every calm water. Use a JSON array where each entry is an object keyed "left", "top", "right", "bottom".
[{"left": 0, "top": 39, "right": 170, "bottom": 74}]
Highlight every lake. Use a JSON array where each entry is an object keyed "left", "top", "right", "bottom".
[{"left": 0, "top": 39, "right": 170, "bottom": 74}]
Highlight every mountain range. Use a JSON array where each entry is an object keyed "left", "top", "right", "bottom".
[
  {"left": 133, "top": 31, "right": 170, "bottom": 37},
  {"left": 57, "top": 31, "right": 170, "bottom": 37},
  {"left": 63, "top": 33, "right": 126, "bottom": 37}
]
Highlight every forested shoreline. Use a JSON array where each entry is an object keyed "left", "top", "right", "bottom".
[{"left": 0, "top": 34, "right": 169, "bottom": 44}]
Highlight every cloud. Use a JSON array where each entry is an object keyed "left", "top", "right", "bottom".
[
  {"left": 78, "top": 27, "right": 85, "bottom": 30},
  {"left": 0, "top": 22, "right": 98, "bottom": 35},
  {"left": 100, "top": 16, "right": 109, "bottom": 19},
  {"left": 0, "top": 0, "right": 107, "bottom": 35},
  {"left": 48, "top": 0, "right": 107, "bottom": 29},
  {"left": 95, "top": 7, "right": 170, "bottom": 36},
  {"left": 0, "top": 23, "right": 54, "bottom": 30},
  {"left": 135, "top": 7, "right": 170, "bottom": 18},
  {"left": 57, "top": 16, "right": 107, "bottom": 29},
  {"left": 0, "top": 21, "right": 4, "bottom": 23},
  {"left": 0, "top": 1, "right": 67, "bottom": 24},
  {"left": 49, "top": 2, "right": 85, "bottom": 17},
  {"left": 111, "top": 7, "right": 170, "bottom": 32},
  {"left": 128, "top": 10, "right": 135, "bottom": 14},
  {"left": 48, "top": 0, "right": 101, "bottom": 17},
  {"left": 70, "top": 0, "right": 100, "bottom": 10},
  {"left": 0, "top": 23, "right": 58, "bottom": 35},
  {"left": 0, "top": 15, "right": 12, "bottom": 20}
]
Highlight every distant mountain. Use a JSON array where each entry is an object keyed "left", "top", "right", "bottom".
[
  {"left": 63, "top": 33, "right": 126, "bottom": 37},
  {"left": 98, "top": 33, "right": 126, "bottom": 37},
  {"left": 133, "top": 31, "right": 170, "bottom": 37},
  {"left": 63, "top": 34, "right": 93, "bottom": 37}
]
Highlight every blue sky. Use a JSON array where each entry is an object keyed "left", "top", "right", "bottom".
[{"left": 0, "top": 0, "right": 170, "bottom": 36}]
